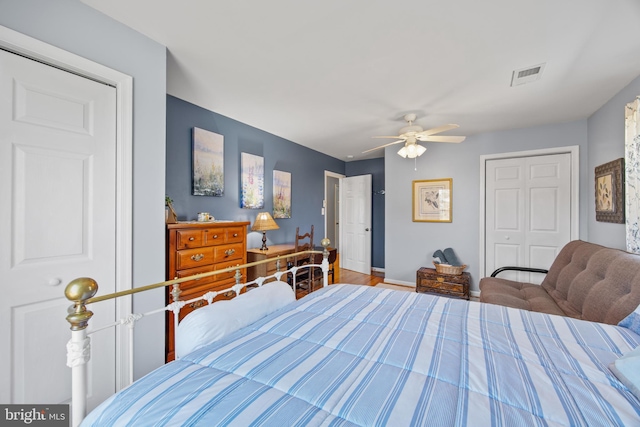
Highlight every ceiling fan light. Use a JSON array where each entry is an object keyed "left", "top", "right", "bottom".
[{"left": 398, "top": 143, "right": 426, "bottom": 159}]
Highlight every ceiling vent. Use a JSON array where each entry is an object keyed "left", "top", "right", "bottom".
[{"left": 511, "top": 63, "right": 545, "bottom": 87}]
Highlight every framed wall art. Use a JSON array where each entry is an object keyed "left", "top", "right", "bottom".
[
  {"left": 595, "top": 157, "right": 624, "bottom": 223},
  {"left": 273, "top": 170, "right": 291, "bottom": 218},
  {"left": 413, "top": 178, "right": 452, "bottom": 222},
  {"left": 240, "top": 152, "right": 264, "bottom": 209},
  {"left": 192, "top": 127, "right": 224, "bottom": 196}
]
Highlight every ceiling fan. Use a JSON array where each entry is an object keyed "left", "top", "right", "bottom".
[{"left": 363, "top": 113, "right": 466, "bottom": 158}]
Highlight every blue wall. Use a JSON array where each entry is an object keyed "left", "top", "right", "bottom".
[
  {"left": 345, "top": 158, "right": 385, "bottom": 269},
  {"left": 166, "top": 95, "right": 346, "bottom": 248}
]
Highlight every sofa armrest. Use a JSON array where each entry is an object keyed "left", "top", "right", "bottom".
[{"left": 490, "top": 266, "right": 549, "bottom": 278}]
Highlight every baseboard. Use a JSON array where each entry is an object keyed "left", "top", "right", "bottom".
[
  {"left": 371, "top": 267, "right": 385, "bottom": 274},
  {"left": 384, "top": 278, "right": 415, "bottom": 287},
  {"left": 470, "top": 290, "right": 480, "bottom": 298}
]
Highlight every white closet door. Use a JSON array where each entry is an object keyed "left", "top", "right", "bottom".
[
  {"left": 0, "top": 49, "right": 117, "bottom": 408},
  {"left": 485, "top": 153, "right": 572, "bottom": 284}
]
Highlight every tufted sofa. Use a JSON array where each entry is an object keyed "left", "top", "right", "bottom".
[{"left": 479, "top": 240, "right": 640, "bottom": 325}]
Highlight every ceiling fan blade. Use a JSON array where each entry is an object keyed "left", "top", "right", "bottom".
[
  {"left": 372, "top": 135, "right": 404, "bottom": 139},
  {"left": 419, "top": 135, "right": 466, "bottom": 143},
  {"left": 362, "top": 140, "right": 405, "bottom": 153},
  {"left": 419, "top": 124, "right": 460, "bottom": 137}
]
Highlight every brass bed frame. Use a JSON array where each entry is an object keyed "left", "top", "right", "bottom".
[{"left": 64, "top": 239, "right": 332, "bottom": 427}]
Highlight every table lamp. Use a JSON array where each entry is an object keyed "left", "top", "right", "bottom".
[{"left": 252, "top": 212, "right": 279, "bottom": 251}]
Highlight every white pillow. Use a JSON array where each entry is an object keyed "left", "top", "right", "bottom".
[
  {"left": 610, "top": 345, "right": 640, "bottom": 400},
  {"left": 175, "top": 280, "right": 295, "bottom": 358}
]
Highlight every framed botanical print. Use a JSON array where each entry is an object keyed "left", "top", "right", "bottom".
[
  {"left": 595, "top": 158, "right": 624, "bottom": 223},
  {"left": 413, "top": 178, "right": 452, "bottom": 222}
]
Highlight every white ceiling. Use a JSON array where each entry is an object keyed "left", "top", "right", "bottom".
[{"left": 83, "top": 0, "right": 640, "bottom": 161}]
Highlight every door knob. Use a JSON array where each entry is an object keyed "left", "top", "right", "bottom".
[{"left": 365, "top": 228, "right": 370, "bottom": 231}]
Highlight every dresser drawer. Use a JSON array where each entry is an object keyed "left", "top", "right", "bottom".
[
  {"left": 213, "top": 260, "right": 245, "bottom": 282},
  {"left": 176, "top": 247, "right": 215, "bottom": 270},
  {"left": 204, "top": 229, "right": 225, "bottom": 245},
  {"left": 174, "top": 265, "right": 216, "bottom": 290},
  {"left": 225, "top": 226, "right": 244, "bottom": 243},
  {"left": 213, "top": 242, "right": 244, "bottom": 262},
  {"left": 176, "top": 230, "right": 204, "bottom": 249}
]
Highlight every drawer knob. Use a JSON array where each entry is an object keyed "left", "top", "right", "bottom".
[
  {"left": 191, "top": 254, "right": 204, "bottom": 261},
  {"left": 225, "top": 249, "right": 236, "bottom": 256},
  {"left": 189, "top": 237, "right": 195, "bottom": 241},
  {"left": 437, "top": 277, "right": 445, "bottom": 282},
  {"left": 233, "top": 233, "right": 238, "bottom": 237},
  {"left": 213, "top": 235, "right": 218, "bottom": 239}
]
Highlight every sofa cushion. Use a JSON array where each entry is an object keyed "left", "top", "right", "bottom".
[
  {"left": 540, "top": 240, "right": 604, "bottom": 314},
  {"left": 577, "top": 251, "right": 640, "bottom": 324},
  {"left": 479, "top": 277, "right": 566, "bottom": 316},
  {"left": 481, "top": 240, "right": 640, "bottom": 325}
]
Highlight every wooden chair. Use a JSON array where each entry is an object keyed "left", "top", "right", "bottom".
[{"left": 289, "top": 225, "right": 316, "bottom": 293}]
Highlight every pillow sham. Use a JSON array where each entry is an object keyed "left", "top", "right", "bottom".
[
  {"left": 610, "top": 346, "right": 640, "bottom": 401},
  {"left": 618, "top": 304, "right": 640, "bottom": 335},
  {"left": 175, "top": 280, "right": 295, "bottom": 358}
]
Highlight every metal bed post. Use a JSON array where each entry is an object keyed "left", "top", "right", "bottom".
[
  {"left": 320, "top": 238, "right": 330, "bottom": 288},
  {"left": 65, "top": 277, "right": 99, "bottom": 427}
]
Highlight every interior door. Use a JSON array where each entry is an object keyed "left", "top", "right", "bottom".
[
  {"left": 0, "top": 49, "right": 117, "bottom": 408},
  {"left": 485, "top": 153, "right": 572, "bottom": 283},
  {"left": 340, "top": 174, "right": 372, "bottom": 274}
]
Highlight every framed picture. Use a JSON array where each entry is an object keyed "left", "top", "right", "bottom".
[
  {"left": 192, "top": 127, "right": 224, "bottom": 196},
  {"left": 595, "top": 158, "right": 624, "bottom": 223},
  {"left": 240, "top": 152, "right": 264, "bottom": 209},
  {"left": 273, "top": 170, "right": 291, "bottom": 218},
  {"left": 413, "top": 178, "right": 452, "bottom": 222}
]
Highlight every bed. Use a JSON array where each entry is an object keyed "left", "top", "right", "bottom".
[{"left": 75, "top": 281, "right": 640, "bottom": 426}]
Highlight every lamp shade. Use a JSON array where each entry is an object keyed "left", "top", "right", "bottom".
[{"left": 252, "top": 212, "right": 279, "bottom": 232}]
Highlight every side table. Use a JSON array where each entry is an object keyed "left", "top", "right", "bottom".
[
  {"left": 247, "top": 244, "right": 296, "bottom": 282},
  {"left": 416, "top": 267, "right": 470, "bottom": 300}
]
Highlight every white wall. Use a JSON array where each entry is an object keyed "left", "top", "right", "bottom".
[
  {"left": 385, "top": 120, "right": 589, "bottom": 292},
  {"left": 588, "top": 74, "right": 640, "bottom": 249},
  {"left": 0, "top": 0, "right": 167, "bottom": 378}
]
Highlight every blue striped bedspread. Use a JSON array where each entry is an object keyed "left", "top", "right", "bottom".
[{"left": 82, "top": 284, "right": 640, "bottom": 426}]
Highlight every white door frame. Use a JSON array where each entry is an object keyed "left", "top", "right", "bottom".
[
  {"left": 479, "top": 145, "right": 579, "bottom": 279},
  {"left": 324, "top": 170, "right": 345, "bottom": 249},
  {"left": 0, "top": 25, "right": 134, "bottom": 389}
]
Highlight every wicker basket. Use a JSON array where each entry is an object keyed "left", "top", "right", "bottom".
[{"left": 433, "top": 262, "right": 467, "bottom": 276}]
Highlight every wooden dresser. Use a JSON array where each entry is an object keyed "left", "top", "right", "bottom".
[
  {"left": 416, "top": 267, "right": 470, "bottom": 300},
  {"left": 166, "top": 221, "right": 249, "bottom": 361}
]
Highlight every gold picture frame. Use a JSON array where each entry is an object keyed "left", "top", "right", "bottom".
[
  {"left": 413, "top": 178, "right": 452, "bottom": 222},
  {"left": 595, "top": 158, "right": 624, "bottom": 223}
]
